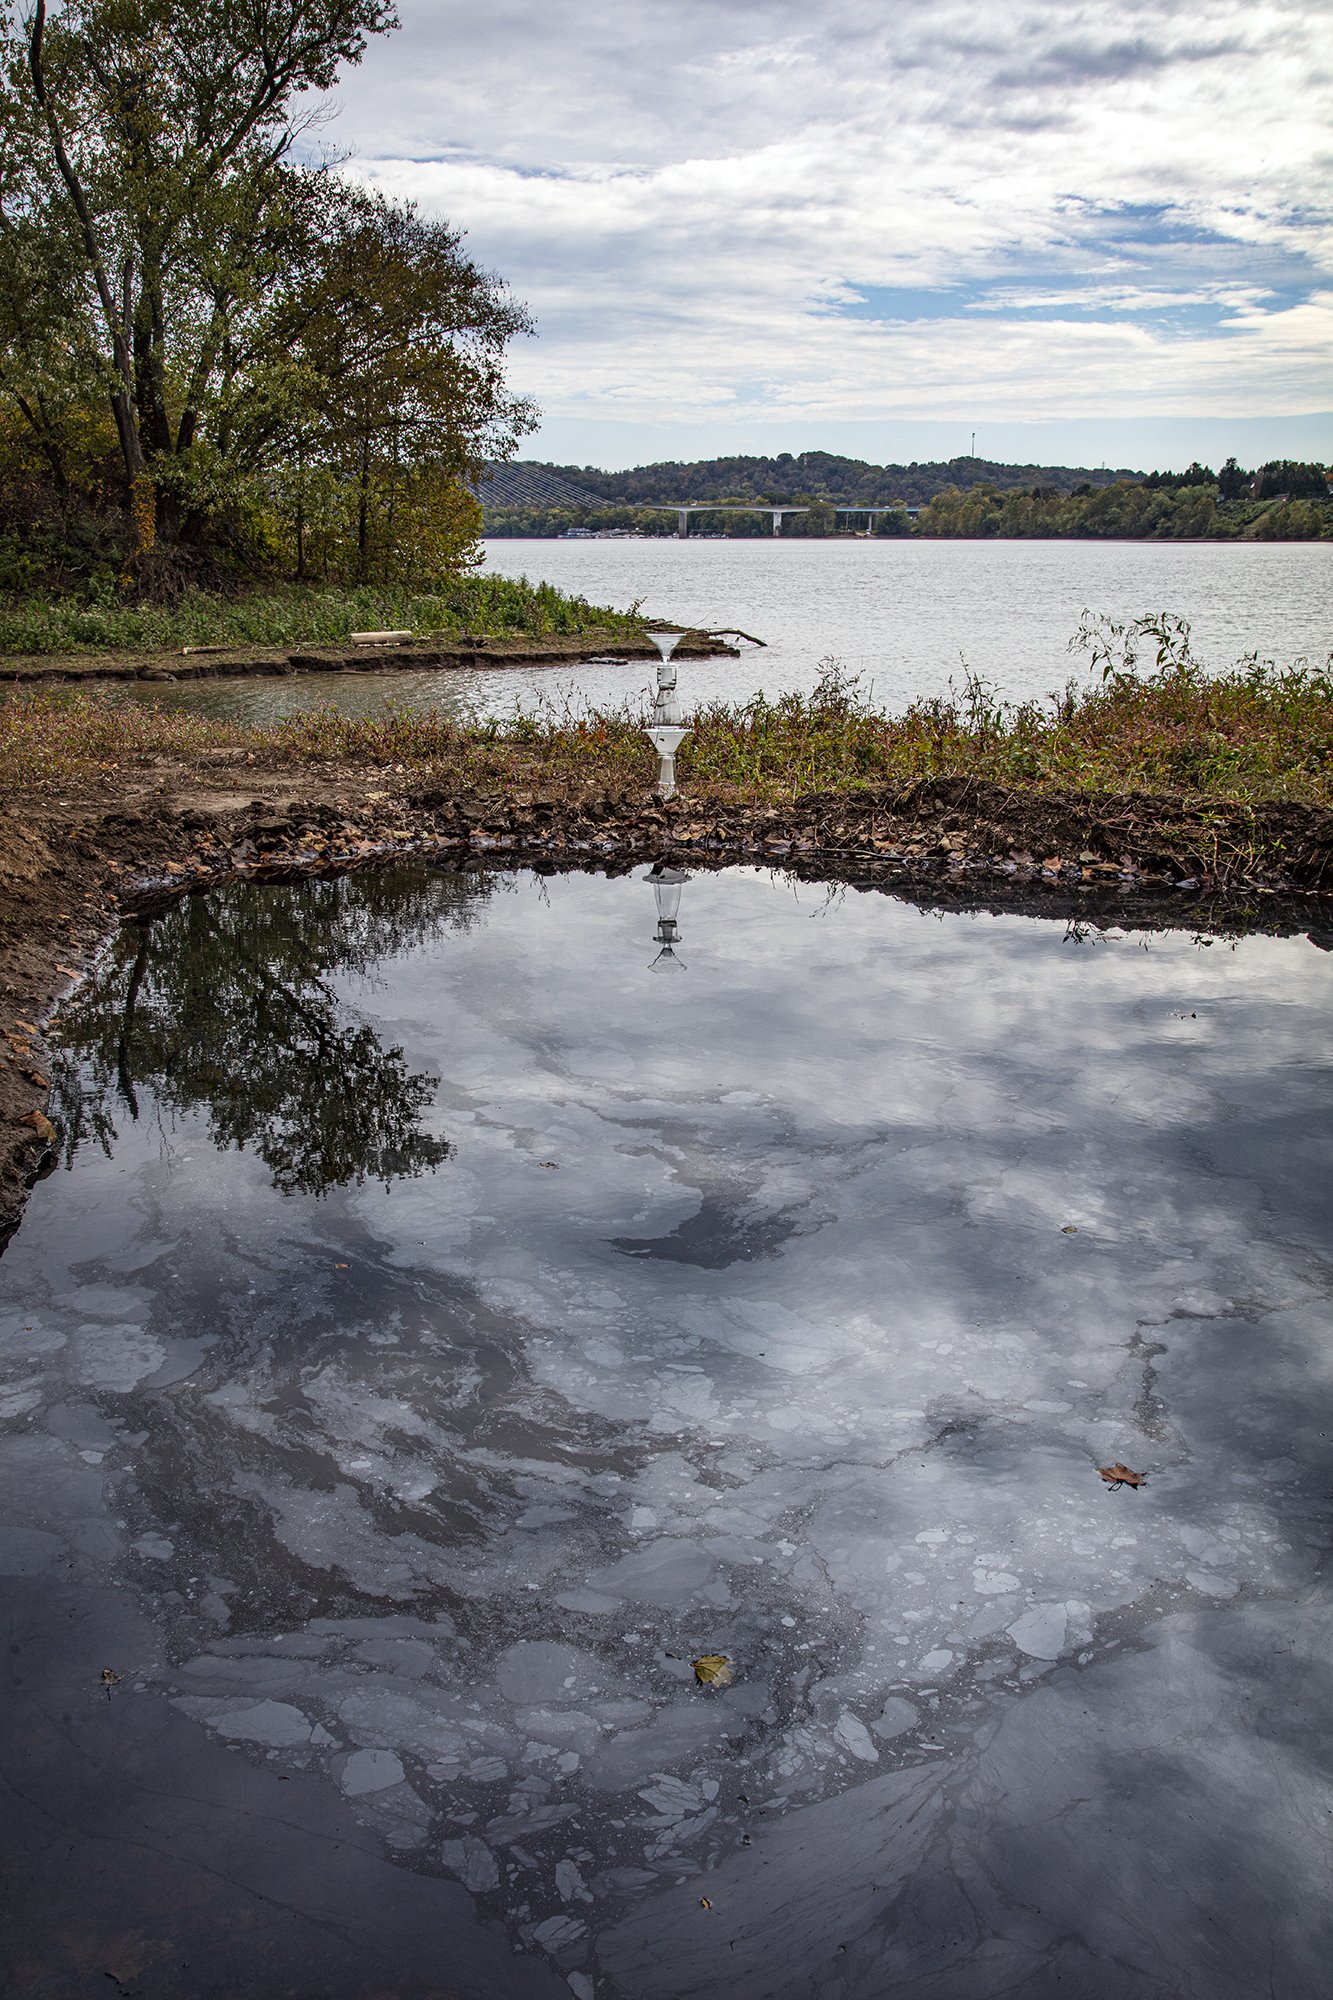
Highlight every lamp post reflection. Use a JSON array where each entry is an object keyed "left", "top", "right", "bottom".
[{"left": 647, "top": 863, "right": 688, "bottom": 971}]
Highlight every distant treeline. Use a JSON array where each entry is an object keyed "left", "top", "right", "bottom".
[
  {"left": 530, "top": 449, "right": 1138, "bottom": 507},
  {"left": 485, "top": 456, "right": 1333, "bottom": 541},
  {"left": 913, "top": 471, "right": 1330, "bottom": 542}
]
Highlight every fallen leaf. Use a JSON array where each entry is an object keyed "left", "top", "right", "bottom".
[
  {"left": 699, "top": 1898, "right": 712, "bottom": 1910},
  {"left": 1061, "top": 1225, "right": 1079, "bottom": 1234},
  {"left": 333, "top": 1262, "right": 349, "bottom": 1270},
  {"left": 537, "top": 1160, "right": 560, "bottom": 1170},
  {"left": 1098, "top": 1462, "right": 1146, "bottom": 1488},
  {"left": 54, "top": 964, "right": 79, "bottom": 978},
  {"left": 20, "top": 1110, "right": 57, "bottom": 1144},
  {"left": 692, "top": 1654, "right": 734, "bottom": 1688}
]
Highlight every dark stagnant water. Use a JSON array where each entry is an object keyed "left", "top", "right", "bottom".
[{"left": 2, "top": 864, "right": 1331, "bottom": 1999}]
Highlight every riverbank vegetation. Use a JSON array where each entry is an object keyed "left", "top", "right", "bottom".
[
  {"left": 0, "top": 1, "right": 532, "bottom": 599},
  {"left": 5, "top": 616, "right": 1329, "bottom": 815},
  {"left": 482, "top": 454, "right": 1333, "bottom": 539},
  {"left": 912, "top": 475, "right": 1331, "bottom": 542},
  {"left": 0, "top": 574, "right": 650, "bottom": 656}
]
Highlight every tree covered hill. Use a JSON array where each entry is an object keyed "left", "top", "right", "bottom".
[
  {"left": 494, "top": 451, "right": 1145, "bottom": 508},
  {"left": 480, "top": 453, "right": 1331, "bottom": 540}
]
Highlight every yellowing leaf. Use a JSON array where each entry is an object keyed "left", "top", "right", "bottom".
[
  {"left": 1098, "top": 1462, "right": 1146, "bottom": 1488},
  {"left": 20, "top": 1110, "right": 57, "bottom": 1144},
  {"left": 692, "top": 1654, "right": 734, "bottom": 1688}
]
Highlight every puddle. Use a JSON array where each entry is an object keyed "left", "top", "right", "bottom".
[{"left": 2, "top": 864, "right": 1331, "bottom": 1997}]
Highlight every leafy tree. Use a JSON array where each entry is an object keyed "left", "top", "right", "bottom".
[
  {"left": 1255, "top": 460, "right": 1328, "bottom": 501},
  {"left": 0, "top": 1, "right": 533, "bottom": 589},
  {"left": 1218, "top": 456, "right": 1251, "bottom": 501},
  {"left": 1254, "top": 498, "right": 1332, "bottom": 540}
]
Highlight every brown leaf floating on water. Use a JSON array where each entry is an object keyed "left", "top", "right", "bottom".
[
  {"left": 1098, "top": 1462, "right": 1146, "bottom": 1488},
  {"left": 692, "top": 1654, "right": 734, "bottom": 1688}
]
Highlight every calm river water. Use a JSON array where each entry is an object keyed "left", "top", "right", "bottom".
[
  {"left": 3, "top": 863, "right": 1330, "bottom": 1996},
  {"left": 120, "top": 537, "right": 1333, "bottom": 726}
]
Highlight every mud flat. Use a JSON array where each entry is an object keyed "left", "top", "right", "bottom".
[{"left": 0, "top": 627, "right": 734, "bottom": 686}]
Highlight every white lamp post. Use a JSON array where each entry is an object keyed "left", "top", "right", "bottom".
[{"left": 644, "top": 630, "right": 691, "bottom": 798}]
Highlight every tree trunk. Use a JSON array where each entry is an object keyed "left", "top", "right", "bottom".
[
  {"left": 357, "top": 436, "right": 371, "bottom": 582},
  {"left": 28, "top": 2, "right": 146, "bottom": 493}
]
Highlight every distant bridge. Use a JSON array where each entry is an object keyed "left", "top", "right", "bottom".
[{"left": 643, "top": 502, "right": 919, "bottom": 537}]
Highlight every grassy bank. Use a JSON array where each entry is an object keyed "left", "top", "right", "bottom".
[
  {"left": 4, "top": 625, "right": 1330, "bottom": 813},
  {"left": 0, "top": 574, "right": 649, "bottom": 657}
]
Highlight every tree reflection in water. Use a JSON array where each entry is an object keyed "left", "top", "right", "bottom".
[{"left": 49, "top": 864, "right": 496, "bottom": 1196}]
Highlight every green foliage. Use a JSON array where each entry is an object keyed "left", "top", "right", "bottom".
[
  {"left": 1253, "top": 499, "right": 1332, "bottom": 539},
  {"left": 0, "top": 574, "right": 648, "bottom": 654},
  {"left": 520, "top": 450, "right": 1141, "bottom": 509},
  {"left": 1255, "top": 460, "right": 1329, "bottom": 501},
  {"left": 482, "top": 460, "right": 1330, "bottom": 541},
  {"left": 0, "top": 1, "right": 533, "bottom": 587},
  {"left": 914, "top": 480, "right": 1331, "bottom": 541}
]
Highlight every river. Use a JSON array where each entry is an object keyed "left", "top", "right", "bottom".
[{"left": 117, "top": 537, "right": 1332, "bottom": 726}]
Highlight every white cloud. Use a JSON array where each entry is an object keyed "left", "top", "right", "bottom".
[{"left": 330, "top": 0, "right": 1333, "bottom": 462}]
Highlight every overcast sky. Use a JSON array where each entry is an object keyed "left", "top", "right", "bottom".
[{"left": 331, "top": 0, "right": 1333, "bottom": 470}]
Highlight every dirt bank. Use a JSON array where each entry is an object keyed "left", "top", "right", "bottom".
[
  {"left": 3, "top": 757, "right": 1331, "bottom": 1249},
  {"left": 1, "top": 627, "right": 735, "bottom": 685}
]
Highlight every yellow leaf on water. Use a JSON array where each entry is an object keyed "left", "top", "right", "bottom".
[{"left": 692, "top": 1654, "right": 734, "bottom": 1688}]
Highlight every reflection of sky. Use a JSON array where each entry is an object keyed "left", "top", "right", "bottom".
[{"left": 4, "top": 866, "right": 1331, "bottom": 1990}]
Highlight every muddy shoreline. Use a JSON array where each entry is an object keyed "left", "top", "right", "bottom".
[
  {"left": 3, "top": 764, "right": 1330, "bottom": 1250},
  {"left": 2, "top": 627, "right": 735, "bottom": 685}
]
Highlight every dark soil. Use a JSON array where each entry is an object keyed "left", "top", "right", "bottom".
[{"left": 3, "top": 758, "right": 1331, "bottom": 1250}]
